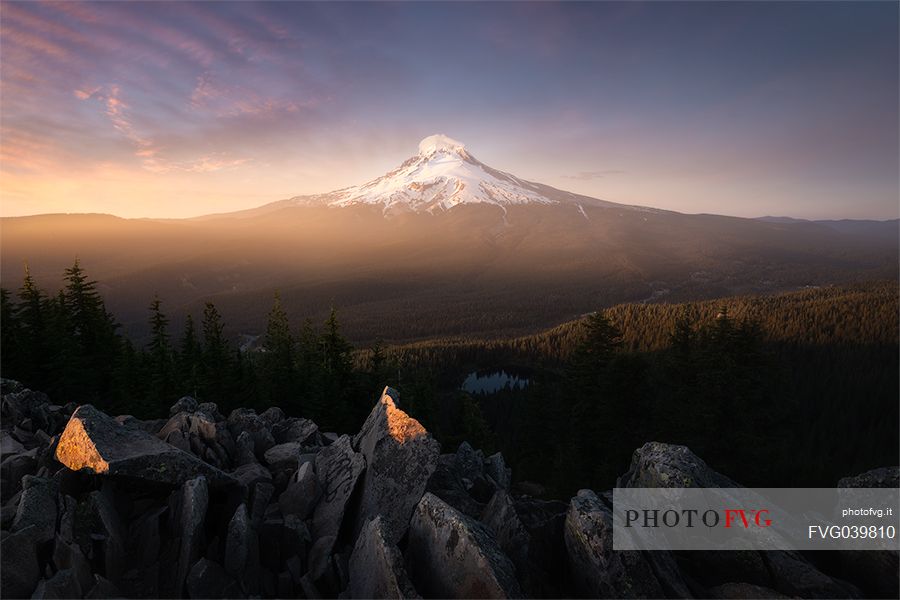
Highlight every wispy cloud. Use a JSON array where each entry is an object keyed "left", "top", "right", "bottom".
[{"left": 562, "top": 170, "right": 625, "bottom": 180}]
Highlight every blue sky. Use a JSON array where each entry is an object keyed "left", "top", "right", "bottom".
[{"left": 1, "top": 1, "right": 897, "bottom": 219}]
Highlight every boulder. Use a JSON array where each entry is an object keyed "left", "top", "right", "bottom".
[
  {"left": 84, "top": 575, "right": 122, "bottom": 599},
  {"left": 86, "top": 486, "right": 128, "bottom": 582},
  {"left": 278, "top": 461, "right": 320, "bottom": 519},
  {"left": 11, "top": 475, "right": 58, "bottom": 543},
  {"left": 233, "top": 431, "right": 258, "bottom": 467},
  {"left": 617, "top": 441, "right": 738, "bottom": 488},
  {"left": 352, "top": 387, "right": 440, "bottom": 545},
  {"left": 838, "top": 466, "right": 899, "bottom": 488},
  {"left": 170, "top": 396, "right": 198, "bottom": 416},
  {"left": 55, "top": 404, "right": 234, "bottom": 486},
  {"left": 1, "top": 524, "right": 41, "bottom": 599},
  {"left": 175, "top": 476, "right": 209, "bottom": 594},
  {"left": 226, "top": 409, "right": 275, "bottom": 457},
  {"left": 835, "top": 467, "right": 900, "bottom": 598},
  {"left": 1, "top": 429, "right": 25, "bottom": 456},
  {"left": 231, "top": 462, "right": 272, "bottom": 491},
  {"left": 224, "top": 503, "right": 252, "bottom": 578},
  {"left": 764, "top": 551, "right": 862, "bottom": 598},
  {"left": 259, "top": 406, "right": 285, "bottom": 427},
  {"left": 707, "top": 582, "right": 790, "bottom": 599},
  {"left": 312, "top": 435, "right": 365, "bottom": 540},
  {"left": 187, "top": 558, "right": 242, "bottom": 599},
  {"left": 427, "top": 454, "right": 486, "bottom": 519},
  {"left": 405, "top": 492, "right": 522, "bottom": 599},
  {"left": 264, "top": 442, "right": 304, "bottom": 472},
  {"left": 349, "top": 516, "right": 420, "bottom": 599},
  {"left": 308, "top": 534, "right": 338, "bottom": 583},
  {"left": 31, "top": 569, "right": 81, "bottom": 599},
  {"left": 481, "top": 490, "right": 569, "bottom": 597},
  {"left": 273, "top": 418, "right": 319, "bottom": 445},
  {"left": 197, "top": 402, "right": 223, "bottom": 422},
  {"left": 249, "top": 481, "right": 274, "bottom": 528},
  {"left": 483, "top": 452, "right": 512, "bottom": 490},
  {"left": 564, "top": 489, "right": 663, "bottom": 598},
  {"left": 53, "top": 538, "right": 94, "bottom": 594}
]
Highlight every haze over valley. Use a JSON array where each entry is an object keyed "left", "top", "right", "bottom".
[{"left": 3, "top": 134, "right": 896, "bottom": 343}]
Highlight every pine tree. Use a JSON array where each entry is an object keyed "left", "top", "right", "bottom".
[
  {"left": 0, "top": 288, "right": 20, "bottom": 378},
  {"left": 318, "top": 308, "right": 354, "bottom": 429},
  {"left": 200, "top": 302, "right": 231, "bottom": 408},
  {"left": 15, "top": 264, "right": 48, "bottom": 387},
  {"left": 146, "top": 296, "right": 175, "bottom": 407},
  {"left": 178, "top": 314, "right": 201, "bottom": 397},
  {"left": 262, "top": 292, "right": 297, "bottom": 410},
  {"left": 60, "top": 259, "right": 120, "bottom": 401}
]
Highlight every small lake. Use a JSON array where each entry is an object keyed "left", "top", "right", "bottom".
[{"left": 461, "top": 370, "right": 530, "bottom": 394}]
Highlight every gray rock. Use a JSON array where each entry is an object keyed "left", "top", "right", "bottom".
[
  {"left": 12, "top": 475, "right": 58, "bottom": 544},
  {"left": 53, "top": 538, "right": 94, "bottom": 594},
  {"left": 1, "top": 429, "right": 25, "bottom": 456},
  {"left": 455, "top": 441, "right": 485, "bottom": 490},
  {"left": 617, "top": 441, "right": 738, "bottom": 488},
  {"left": 234, "top": 431, "right": 257, "bottom": 467},
  {"left": 176, "top": 476, "right": 209, "bottom": 594},
  {"left": 564, "top": 489, "right": 663, "bottom": 598},
  {"left": 87, "top": 487, "right": 128, "bottom": 582},
  {"left": 188, "top": 412, "right": 218, "bottom": 442},
  {"left": 426, "top": 454, "right": 486, "bottom": 519},
  {"left": 197, "top": 402, "right": 223, "bottom": 421},
  {"left": 300, "top": 574, "right": 323, "bottom": 599},
  {"left": 405, "top": 492, "right": 522, "bottom": 599},
  {"left": 282, "top": 514, "right": 312, "bottom": 569},
  {"left": 2, "top": 449, "right": 38, "bottom": 497},
  {"left": 163, "top": 429, "right": 191, "bottom": 454},
  {"left": 278, "top": 461, "right": 321, "bottom": 519},
  {"left": 231, "top": 462, "right": 272, "bottom": 491},
  {"left": 1, "top": 525, "right": 40, "bottom": 599},
  {"left": 308, "top": 535, "right": 338, "bottom": 583},
  {"left": 227, "top": 409, "right": 275, "bottom": 457},
  {"left": 312, "top": 435, "right": 365, "bottom": 540},
  {"left": 764, "top": 550, "right": 861, "bottom": 598},
  {"left": 481, "top": 490, "right": 529, "bottom": 570},
  {"left": 170, "top": 396, "right": 198, "bottom": 416},
  {"left": 483, "top": 452, "right": 512, "bottom": 490},
  {"left": 273, "top": 418, "right": 319, "bottom": 445},
  {"left": 84, "top": 575, "right": 121, "bottom": 599},
  {"left": 352, "top": 387, "right": 440, "bottom": 545},
  {"left": 349, "top": 516, "right": 420, "bottom": 599},
  {"left": 838, "top": 466, "right": 899, "bottom": 489},
  {"left": 55, "top": 404, "right": 234, "bottom": 486},
  {"left": 263, "top": 442, "right": 304, "bottom": 472},
  {"left": 224, "top": 503, "right": 251, "bottom": 578},
  {"left": 259, "top": 406, "right": 285, "bottom": 426},
  {"left": 322, "top": 432, "right": 339, "bottom": 445},
  {"left": 707, "top": 582, "right": 790, "bottom": 598},
  {"left": 187, "top": 558, "right": 243, "bottom": 599},
  {"left": 31, "top": 569, "right": 81, "bottom": 599},
  {"left": 249, "top": 481, "right": 274, "bottom": 529}
]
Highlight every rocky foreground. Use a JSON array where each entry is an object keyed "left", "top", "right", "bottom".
[{"left": 1, "top": 379, "right": 897, "bottom": 599}]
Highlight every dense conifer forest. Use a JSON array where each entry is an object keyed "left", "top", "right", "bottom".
[{"left": 1, "top": 263, "right": 896, "bottom": 497}]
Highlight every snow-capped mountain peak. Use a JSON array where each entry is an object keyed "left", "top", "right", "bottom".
[
  {"left": 417, "top": 133, "right": 467, "bottom": 158},
  {"left": 287, "top": 134, "right": 617, "bottom": 215}
]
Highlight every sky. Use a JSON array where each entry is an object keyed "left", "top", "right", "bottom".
[{"left": 1, "top": 1, "right": 897, "bottom": 220}]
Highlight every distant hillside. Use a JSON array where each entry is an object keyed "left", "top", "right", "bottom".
[{"left": 372, "top": 281, "right": 899, "bottom": 370}]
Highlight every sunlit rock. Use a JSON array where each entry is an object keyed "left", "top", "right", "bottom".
[
  {"left": 55, "top": 404, "right": 234, "bottom": 486},
  {"left": 352, "top": 387, "right": 440, "bottom": 545}
]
